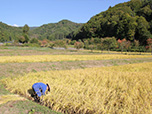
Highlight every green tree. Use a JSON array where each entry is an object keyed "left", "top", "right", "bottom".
[
  {"left": 18, "top": 36, "right": 26, "bottom": 43},
  {"left": 94, "top": 37, "right": 101, "bottom": 44},
  {"left": 130, "top": 0, "right": 142, "bottom": 12},
  {"left": 124, "top": 40, "right": 131, "bottom": 52},
  {"left": 96, "top": 39, "right": 105, "bottom": 53},
  {"left": 147, "top": 38, "right": 152, "bottom": 54},
  {"left": 70, "top": 40, "right": 76, "bottom": 45},
  {"left": 126, "top": 17, "right": 138, "bottom": 41},
  {"left": 30, "top": 38, "right": 39, "bottom": 44},
  {"left": 84, "top": 39, "right": 89, "bottom": 49},
  {"left": 18, "top": 34, "right": 29, "bottom": 44},
  {"left": 134, "top": 40, "right": 139, "bottom": 51},
  {"left": 40, "top": 39, "right": 49, "bottom": 47},
  {"left": 137, "top": 5, "right": 152, "bottom": 21},
  {"left": 88, "top": 45, "right": 95, "bottom": 52},
  {"left": 136, "top": 16, "right": 151, "bottom": 44},
  {"left": 74, "top": 41, "right": 84, "bottom": 50},
  {"left": 117, "top": 13, "right": 131, "bottom": 40},
  {"left": 48, "top": 42, "right": 55, "bottom": 48},
  {"left": 24, "top": 34, "right": 29, "bottom": 43},
  {"left": 54, "top": 40, "right": 67, "bottom": 49},
  {"left": 102, "top": 37, "right": 117, "bottom": 51},
  {"left": 20, "top": 24, "right": 30, "bottom": 43},
  {"left": 0, "top": 31, "right": 5, "bottom": 42},
  {"left": 118, "top": 38, "right": 127, "bottom": 53},
  {"left": 23, "top": 24, "right": 30, "bottom": 34}
]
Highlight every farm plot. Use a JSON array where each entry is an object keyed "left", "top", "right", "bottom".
[
  {"left": 1, "top": 62, "right": 152, "bottom": 114},
  {"left": 0, "top": 54, "right": 152, "bottom": 63}
]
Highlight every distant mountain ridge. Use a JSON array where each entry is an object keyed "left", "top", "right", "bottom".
[
  {"left": 29, "top": 20, "right": 83, "bottom": 40},
  {"left": 0, "top": 20, "right": 83, "bottom": 42},
  {"left": 29, "top": 27, "right": 38, "bottom": 30}
]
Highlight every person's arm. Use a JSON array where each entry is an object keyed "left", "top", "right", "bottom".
[
  {"left": 40, "top": 85, "right": 46, "bottom": 95},
  {"left": 42, "top": 90, "right": 45, "bottom": 95}
]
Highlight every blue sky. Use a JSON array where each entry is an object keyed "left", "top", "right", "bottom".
[{"left": 0, "top": 0, "right": 130, "bottom": 27}]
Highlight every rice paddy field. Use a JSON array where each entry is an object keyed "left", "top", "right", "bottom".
[
  {"left": 0, "top": 54, "right": 152, "bottom": 63},
  {"left": 0, "top": 46, "right": 152, "bottom": 114}
]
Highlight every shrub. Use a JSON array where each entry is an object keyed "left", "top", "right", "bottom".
[
  {"left": 74, "top": 41, "right": 84, "bottom": 50},
  {"left": 30, "top": 38, "right": 39, "bottom": 44}
]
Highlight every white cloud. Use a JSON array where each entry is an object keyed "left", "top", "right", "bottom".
[{"left": 13, "top": 24, "right": 19, "bottom": 27}]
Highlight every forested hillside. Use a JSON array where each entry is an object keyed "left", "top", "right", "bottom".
[
  {"left": 73, "top": 0, "right": 152, "bottom": 45},
  {"left": 0, "top": 22, "right": 22, "bottom": 42},
  {"left": 0, "top": 20, "right": 82, "bottom": 43},
  {"left": 30, "top": 20, "right": 83, "bottom": 40}
]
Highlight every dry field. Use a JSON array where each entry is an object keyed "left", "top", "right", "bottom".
[{"left": 1, "top": 62, "right": 152, "bottom": 114}]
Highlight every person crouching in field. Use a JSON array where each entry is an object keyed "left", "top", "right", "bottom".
[{"left": 32, "top": 82, "right": 50, "bottom": 102}]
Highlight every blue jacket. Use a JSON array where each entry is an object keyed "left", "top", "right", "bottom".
[{"left": 32, "top": 82, "right": 47, "bottom": 97}]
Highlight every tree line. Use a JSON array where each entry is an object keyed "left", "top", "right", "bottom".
[
  {"left": 35, "top": 37, "right": 152, "bottom": 54},
  {"left": 29, "top": 20, "right": 82, "bottom": 41},
  {"left": 73, "top": 37, "right": 152, "bottom": 53}
]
